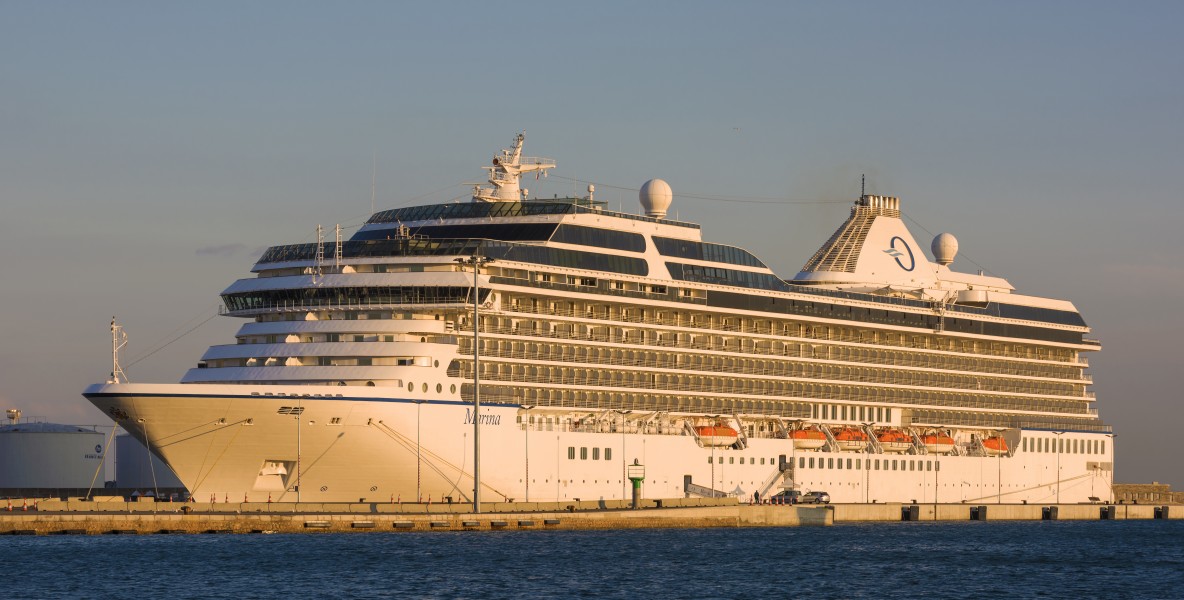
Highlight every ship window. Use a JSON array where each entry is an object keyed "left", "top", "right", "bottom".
[
  {"left": 799, "top": 457, "right": 805, "bottom": 469},
  {"left": 580, "top": 448, "right": 588, "bottom": 460},
  {"left": 926, "top": 461, "right": 932, "bottom": 471},
  {"left": 605, "top": 448, "right": 611, "bottom": 461},
  {"left": 827, "top": 458, "right": 834, "bottom": 469},
  {"left": 837, "top": 459, "right": 843, "bottom": 470},
  {"left": 593, "top": 448, "right": 600, "bottom": 460},
  {"left": 847, "top": 459, "right": 852, "bottom": 469},
  {"left": 729, "top": 457, "right": 734, "bottom": 465},
  {"left": 422, "top": 383, "right": 428, "bottom": 393},
  {"left": 450, "top": 384, "right": 457, "bottom": 394},
  {"left": 857, "top": 459, "right": 863, "bottom": 470},
  {"left": 436, "top": 384, "right": 442, "bottom": 393},
  {"left": 875, "top": 459, "right": 880, "bottom": 470},
  {"left": 760, "top": 458, "right": 765, "bottom": 465},
  {"left": 568, "top": 447, "right": 575, "bottom": 460},
  {"left": 892, "top": 460, "right": 898, "bottom": 471}
]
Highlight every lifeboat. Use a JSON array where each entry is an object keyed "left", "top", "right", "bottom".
[
  {"left": 982, "top": 435, "right": 1008, "bottom": 456},
  {"left": 877, "top": 429, "right": 913, "bottom": 454},
  {"left": 921, "top": 432, "right": 956, "bottom": 454},
  {"left": 696, "top": 425, "right": 739, "bottom": 448},
  {"left": 832, "top": 427, "right": 869, "bottom": 452},
  {"left": 790, "top": 428, "right": 826, "bottom": 450}
]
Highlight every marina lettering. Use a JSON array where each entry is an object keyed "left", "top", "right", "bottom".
[{"left": 464, "top": 408, "right": 501, "bottom": 426}]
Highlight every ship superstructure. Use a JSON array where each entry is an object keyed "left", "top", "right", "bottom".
[{"left": 85, "top": 134, "right": 1112, "bottom": 505}]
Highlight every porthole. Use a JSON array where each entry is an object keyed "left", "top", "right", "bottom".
[
  {"left": 434, "top": 360, "right": 439, "bottom": 368},
  {"left": 436, "top": 383, "right": 443, "bottom": 393},
  {"left": 422, "top": 383, "right": 428, "bottom": 393},
  {"left": 450, "top": 384, "right": 457, "bottom": 394},
  {"left": 408, "top": 382, "right": 414, "bottom": 391}
]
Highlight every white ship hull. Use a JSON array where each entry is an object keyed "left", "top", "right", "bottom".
[{"left": 86, "top": 383, "right": 1114, "bottom": 505}]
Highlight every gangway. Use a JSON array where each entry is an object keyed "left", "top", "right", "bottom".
[
  {"left": 755, "top": 462, "right": 793, "bottom": 500},
  {"left": 684, "top": 480, "right": 729, "bottom": 499}
]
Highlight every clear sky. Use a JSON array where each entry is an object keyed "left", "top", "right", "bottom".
[{"left": 2, "top": 1, "right": 1181, "bottom": 487}]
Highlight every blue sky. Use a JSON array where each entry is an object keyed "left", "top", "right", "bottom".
[{"left": 2, "top": 1, "right": 1181, "bottom": 487}]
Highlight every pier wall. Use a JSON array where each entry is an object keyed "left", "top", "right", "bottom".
[{"left": 1, "top": 499, "right": 1178, "bottom": 535}]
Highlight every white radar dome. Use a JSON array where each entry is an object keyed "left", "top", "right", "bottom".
[
  {"left": 931, "top": 233, "right": 959, "bottom": 266},
  {"left": 639, "top": 179, "right": 673, "bottom": 219}
]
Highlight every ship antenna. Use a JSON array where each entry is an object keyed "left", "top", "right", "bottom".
[
  {"left": 109, "top": 317, "right": 129, "bottom": 384},
  {"left": 335, "top": 224, "right": 342, "bottom": 271},
  {"left": 861, "top": 173, "right": 865, "bottom": 198},
  {"left": 315, "top": 224, "right": 325, "bottom": 281}
]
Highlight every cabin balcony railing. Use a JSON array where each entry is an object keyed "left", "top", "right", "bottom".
[
  {"left": 469, "top": 323, "right": 1089, "bottom": 383},
  {"left": 461, "top": 340, "right": 1087, "bottom": 394},
  {"left": 497, "top": 304, "right": 1090, "bottom": 364},
  {"left": 221, "top": 299, "right": 469, "bottom": 317}
]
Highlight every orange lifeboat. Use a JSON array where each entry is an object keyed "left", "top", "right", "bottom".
[
  {"left": 982, "top": 435, "right": 1008, "bottom": 456},
  {"left": 696, "top": 425, "right": 739, "bottom": 448},
  {"left": 921, "top": 432, "right": 956, "bottom": 454},
  {"left": 790, "top": 428, "right": 826, "bottom": 450},
  {"left": 877, "top": 429, "right": 913, "bottom": 454},
  {"left": 832, "top": 427, "right": 869, "bottom": 452}
]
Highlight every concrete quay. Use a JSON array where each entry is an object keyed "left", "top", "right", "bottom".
[
  {"left": 0, "top": 497, "right": 830, "bottom": 535},
  {"left": 1, "top": 499, "right": 1179, "bottom": 535},
  {"left": 833, "top": 502, "right": 1181, "bottom": 522}
]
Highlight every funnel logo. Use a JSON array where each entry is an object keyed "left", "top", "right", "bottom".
[{"left": 884, "top": 236, "right": 915, "bottom": 271}]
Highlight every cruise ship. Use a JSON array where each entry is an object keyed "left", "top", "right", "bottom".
[{"left": 84, "top": 134, "right": 1114, "bottom": 505}]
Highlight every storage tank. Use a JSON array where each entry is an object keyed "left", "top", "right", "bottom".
[
  {"left": 0, "top": 420, "right": 106, "bottom": 493},
  {"left": 115, "top": 433, "right": 184, "bottom": 490}
]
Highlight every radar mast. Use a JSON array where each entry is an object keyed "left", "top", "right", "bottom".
[{"left": 472, "top": 132, "right": 556, "bottom": 202}]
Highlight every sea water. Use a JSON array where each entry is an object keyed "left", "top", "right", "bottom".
[{"left": 2, "top": 521, "right": 1181, "bottom": 599}]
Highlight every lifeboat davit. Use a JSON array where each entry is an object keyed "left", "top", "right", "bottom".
[
  {"left": 922, "top": 433, "right": 956, "bottom": 454},
  {"left": 982, "top": 435, "right": 1008, "bottom": 456},
  {"left": 790, "top": 429, "right": 826, "bottom": 450},
  {"left": 877, "top": 429, "right": 913, "bottom": 454},
  {"left": 832, "top": 427, "right": 869, "bottom": 452},
  {"left": 696, "top": 425, "right": 739, "bottom": 448}
]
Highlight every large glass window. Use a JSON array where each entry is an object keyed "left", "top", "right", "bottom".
[
  {"left": 653, "top": 237, "right": 766, "bottom": 267},
  {"left": 552, "top": 224, "right": 646, "bottom": 252}
]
